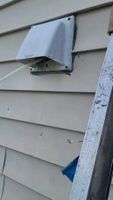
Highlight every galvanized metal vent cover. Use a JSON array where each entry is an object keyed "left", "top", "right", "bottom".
[{"left": 16, "top": 16, "right": 75, "bottom": 74}]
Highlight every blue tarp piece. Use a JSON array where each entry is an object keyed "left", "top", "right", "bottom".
[{"left": 62, "top": 156, "right": 79, "bottom": 182}]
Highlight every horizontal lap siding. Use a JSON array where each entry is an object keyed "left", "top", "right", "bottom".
[
  {"left": 0, "top": 118, "right": 83, "bottom": 166},
  {"left": 0, "top": 146, "right": 6, "bottom": 173},
  {"left": 0, "top": 62, "right": 21, "bottom": 79},
  {"left": 0, "top": 175, "right": 4, "bottom": 198},
  {"left": 0, "top": 91, "right": 93, "bottom": 132},
  {"left": 3, "top": 149, "right": 71, "bottom": 200},
  {"left": 0, "top": 1, "right": 112, "bottom": 200},
  {"left": 0, "top": 0, "right": 112, "bottom": 34},
  {"left": 0, "top": 0, "right": 13, "bottom": 6},
  {"left": 0, "top": 51, "right": 104, "bottom": 92},
  {"left": 0, "top": 7, "right": 110, "bottom": 62},
  {"left": 0, "top": 0, "right": 20, "bottom": 8},
  {"left": 0, "top": 29, "right": 28, "bottom": 62},
  {"left": 74, "top": 7, "right": 111, "bottom": 52},
  {"left": 2, "top": 149, "right": 113, "bottom": 200},
  {"left": 2, "top": 177, "right": 51, "bottom": 200}
]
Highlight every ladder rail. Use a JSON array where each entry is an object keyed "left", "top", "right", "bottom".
[{"left": 70, "top": 33, "right": 113, "bottom": 200}]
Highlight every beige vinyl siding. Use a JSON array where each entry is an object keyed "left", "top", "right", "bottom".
[
  {"left": 2, "top": 177, "right": 51, "bottom": 200},
  {"left": 0, "top": 146, "right": 6, "bottom": 173},
  {"left": 0, "top": 92, "right": 93, "bottom": 132},
  {"left": 0, "top": 1, "right": 112, "bottom": 200},
  {"left": 0, "top": 118, "right": 83, "bottom": 167},
  {"left": 0, "top": 51, "right": 104, "bottom": 93},
  {"left": 3, "top": 149, "right": 71, "bottom": 200},
  {"left": 0, "top": 62, "right": 21, "bottom": 79},
  {"left": 74, "top": 7, "right": 110, "bottom": 52},
  {"left": 0, "top": 175, "right": 4, "bottom": 198},
  {"left": 0, "top": 29, "right": 28, "bottom": 62},
  {"left": 0, "top": 7, "right": 110, "bottom": 62},
  {"left": 0, "top": 0, "right": 19, "bottom": 8},
  {"left": 0, "top": 0, "right": 112, "bottom": 35}
]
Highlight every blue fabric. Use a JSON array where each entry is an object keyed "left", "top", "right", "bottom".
[{"left": 62, "top": 156, "right": 79, "bottom": 182}]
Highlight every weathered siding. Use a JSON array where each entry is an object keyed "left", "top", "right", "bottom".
[
  {"left": 2, "top": 177, "right": 51, "bottom": 200},
  {"left": 0, "top": 7, "right": 111, "bottom": 62},
  {"left": 0, "top": 51, "right": 104, "bottom": 92},
  {"left": 0, "top": 175, "right": 4, "bottom": 199},
  {"left": 0, "top": 0, "right": 113, "bottom": 199},
  {"left": 3, "top": 149, "right": 71, "bottom": 200},
  {"left": 0, "top": 146, "right": 5, "bottom": 173},
  {"left": 0, "top": 118, "right": 83, "bottom": 166},
  {"left": 0, "top": 0, "right": 19, "bottom": 9},
  {"left": 0, "top": 92, "right": 93, "bottom": 132},
  {"left": 0, "top": 0, "right": 112, "bottom": 34}
]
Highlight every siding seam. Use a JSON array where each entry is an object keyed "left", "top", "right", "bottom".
[
  {"left": 2, "top": 175, "right": 52, "bottom": 200},
  {"left": 2, "top": 148, "right": 7, "bottom": 173},
  {"left": 0, "top": 0, "right": 21, "bottom": 10},
  {"left": 1, "top": 176, "right": 5, "bottom": 200}
]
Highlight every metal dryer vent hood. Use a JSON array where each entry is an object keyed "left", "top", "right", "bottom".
[{"left": 16, "top": 16, "right": 75, "bottom": 73}]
